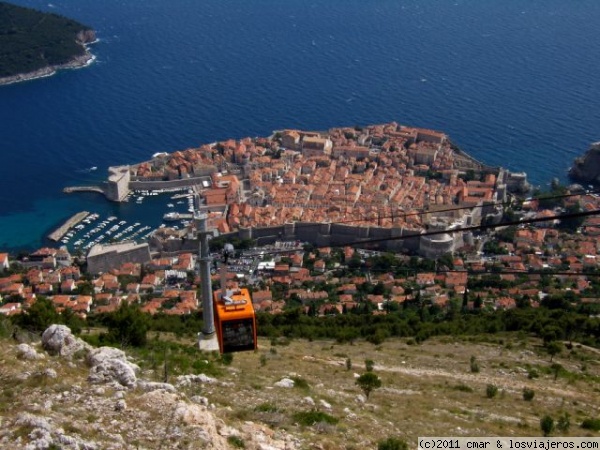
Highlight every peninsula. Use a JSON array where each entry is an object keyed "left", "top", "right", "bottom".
[
  {"left": 0, "top": 1, "right": 96, "bottom": 86},
  {"left": 67, "top": 122, "right": 530, "bottom": 257}
]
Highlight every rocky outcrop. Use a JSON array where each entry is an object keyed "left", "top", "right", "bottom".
[
  {"left": 87, "top": 347, "right": 139, "bottom": 388},
  {"left": 76, "top": 29, "right": 97, "bottom": 44},
  {"left": 16, "top": 343, "right": 46, "bottom": 361},
  {"left": 41, "top": 324, "right": 90, "bottom": 358},
  {"left": 568, "top": 142, "right": 600, "bottom": 184}
]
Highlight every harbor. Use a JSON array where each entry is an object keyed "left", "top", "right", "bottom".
[
  {"left": 43, "top": 187, "right": 200, "bottom": 252},
  {"left": 48, "top": 211, "right": 91, "bottom": 242}
]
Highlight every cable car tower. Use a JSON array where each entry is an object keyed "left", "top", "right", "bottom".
[
  {"left": 196, "top": 212, "right": 257, "bottom": 354},
  {"left": 196, "top": 211, "right": 220, "bottom": 351}
]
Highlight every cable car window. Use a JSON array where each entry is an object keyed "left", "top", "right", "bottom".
[{"left": 221, "top": 318, "right": 255, "bottom": 353}]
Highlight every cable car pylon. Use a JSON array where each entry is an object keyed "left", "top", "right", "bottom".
[
  {"left": 196, "top": 211, "right": 220, "bottom": 352},
  {"left": 196, "top": 212, "right": 257, "bottom": 354}
]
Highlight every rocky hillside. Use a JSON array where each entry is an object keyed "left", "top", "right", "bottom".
[
  {"left": 0, "top": 325, "right": 298, "bottom": 449},
  {"left": 1, "top": 325, "right": 599, "bottom": 449}
]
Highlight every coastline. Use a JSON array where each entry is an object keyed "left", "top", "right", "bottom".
[{"left": 0, "top": 41, "right": 97, "bottom": 87}]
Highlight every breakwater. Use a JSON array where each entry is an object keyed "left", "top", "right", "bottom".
[
  {"left": 63, "top": 186, "right": 105, "bottom": 195},
  {"left": 48, "top": 211, "right": 90, "bottom": 242}
]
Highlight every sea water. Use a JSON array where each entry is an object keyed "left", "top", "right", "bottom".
[{"left": 1, "top": 0, "right": 599, "bottom": 251}]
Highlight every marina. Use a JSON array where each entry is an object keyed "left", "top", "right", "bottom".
[
  {"left": 164, "top": 212, "right": 193, "bottom": 221},
  {"left": 49, "top": 188, "right": 199, "bottom": 252},
  {"left": 48, "top": 211, "right": 90, "bottom": 242}
]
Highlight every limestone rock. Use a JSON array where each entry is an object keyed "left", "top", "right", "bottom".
[
  {"left": 569, "top": 141, "right": 600, "bottom": 184},
  {"left": 319, "top": 399, "right": 332, "bottom": 410},
  {"left": 176, "top": 373, "right": 218, "bottom": 387},
  {"left": 43, "top": 368, "right": 58, "bottom": 379},
  {"left": 41, "top": 325, "right": 89, "bottom": 359},
  {"left": 76, "top": 29, "right": 97, "bottom": 44},
  {"left": 16, "top": 343, "right": 45, "bottom": 361},
  {"left": 190, "top": 395, "right": 209, "bottom": 406},
  {"left": 136, "top": 380, "right": 176, "bottom": 393},
  {"left": 88, "top": 358, "right": 137, "bottom": 388},
  {"left": 302, "top": 396, "right": 315, "bottom": 406},
  {"left": 274, "top": 378, "right": 294, "bottom": 388},
  {"left": 86, "top": 346, "right": 133, "bottom": 368},
  {"left": 115, "top": 399, "right": 127, "bottom": 411}
]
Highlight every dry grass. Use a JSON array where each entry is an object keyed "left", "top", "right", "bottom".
[
  {"left": 1, "top": 332, "right": 599, "bottom": 449},
  {"left": 202, "top": 334, "right": 600, "bottom": 448}
]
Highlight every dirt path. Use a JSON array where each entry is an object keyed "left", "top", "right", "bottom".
[{"left": 301, "top": 355, "right": 593, "bottom": 401}]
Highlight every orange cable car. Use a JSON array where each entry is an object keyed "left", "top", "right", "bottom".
[{"left": 213, "top": 287, "right": 257, "bottom": 354}]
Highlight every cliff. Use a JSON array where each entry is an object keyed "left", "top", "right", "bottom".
[{"left": 568, "top": 141, "right": 600, "bottom": 184}]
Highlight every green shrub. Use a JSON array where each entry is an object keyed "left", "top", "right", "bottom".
[
  {"left": 378, "top": 437, "right": 409, "bottom": 450},
  {"left": 527, "top": 368, "right": 539, "bottom": 379},
  {"left": 523, "top": 388, "right": 535, "bottom": 401},
  {"left": 541, "top": 415, "right": 554, "bottom": 436},
  {"left": 293, "top": 411, "right": 338, "bottom": 426},
  {"left": 581, "top": 418, "right": 600, "bottom": 431},
  {"left": 365, "top": 359, "right": 375, "bottom": 372},
  {"left": 453, "top": 384, "right": 474, "bottom": 393},
  {"left": 227, "top": 435, "right": 245, "bottom": 448},
  {"left": 486, "top": 384, "right": 498, "bottom": 398},
  {"left": 470, "top": 356, "right": 480, "bottom": 373},
  {"left": 557, "top": 412, "right": 570, "bottom": 433},
  {"left": 254, "top": 403, "right": 278, "bottom": 413},
  {"left": 291, "top": 376, "right": 310, "bottom": 391},
  {"left": 220, "top": 353, "right": 234, "bottom": 365}
]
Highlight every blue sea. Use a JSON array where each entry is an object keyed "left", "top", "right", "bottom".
[{"left": 1, "top": 0, "right": 600, "bottom": 251}]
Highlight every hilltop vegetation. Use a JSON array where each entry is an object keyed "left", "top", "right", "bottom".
[{"left": 0, "top": 1, "right": 93, "bottom": 78}]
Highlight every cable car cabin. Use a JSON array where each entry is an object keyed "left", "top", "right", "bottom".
[{"left": 213, "top": 288, "right": 257, "bottom": 354}]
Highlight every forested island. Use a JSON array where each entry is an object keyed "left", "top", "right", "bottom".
[{"left": 0, "top": 1, "right": 95, "bottom": 85}]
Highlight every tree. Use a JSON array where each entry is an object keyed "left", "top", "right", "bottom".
[
  {"left": 356, "top": 372, "right": 382, "bottom": 399},
  {"left": 545, "top": 341, "right": 562, "bottom": 362},
  {"left": 61, "top": 307, "right": 84, "bottom": 335},
  {"left": 540, "top": 415, "right": 554, "bottom": 437},
  {"left": 474, "top": 295, "right": 483, "bottom": 310},
  {"left": 106, "top": 302, "right": 148, "bottom": 347},
  {"left": 551, "top": 363, "right": 563, "bottom": 381},
  {"left": 15, "top": 296, "right": 60, "bottom": 333}
]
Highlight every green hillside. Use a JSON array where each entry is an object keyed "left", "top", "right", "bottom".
[{"left": 0, "top": 1, "right": 92, "bottom": 78}]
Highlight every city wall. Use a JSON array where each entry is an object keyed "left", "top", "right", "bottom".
[
  {"left": 152, "top": 221, "right": 425, "bottom": 255},
  {"left": 129, "top": 177, "right": 211, "bottom": 192}
]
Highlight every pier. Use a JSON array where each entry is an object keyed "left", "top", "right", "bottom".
[
  {"left": 63, "top": 185, "right": 105, "bottom": 195},
  {"left": 48, "top": 211, "right": 90, "bottom": 242}
]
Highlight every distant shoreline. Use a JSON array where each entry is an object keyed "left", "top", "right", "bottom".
[{"left": 0, "top": 40, "right": 97, "bottom": 87}]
